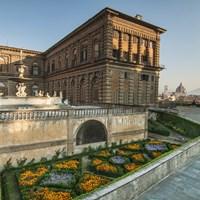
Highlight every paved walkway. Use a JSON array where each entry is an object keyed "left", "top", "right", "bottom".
[{"left": 135, "top": 155, "right": 200, "bottom": 200}]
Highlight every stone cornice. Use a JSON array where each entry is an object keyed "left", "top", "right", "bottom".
[{"left": 0, "top": 45, "right": 43, "bottom": 55}]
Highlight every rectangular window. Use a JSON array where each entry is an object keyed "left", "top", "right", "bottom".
[
  {"left": 123, "top": 51, "right": 128, "bottom": 61},
  {"left": 80, "top": 47, "right": 88, "bottom": 63},
  {"left": 113, "top": 49, "right": 120, "bottom": 59},
  {"left": 149, "top": 41, "right": 153, "bottom": 48},
  {"left": 141, "top": 74, "right": 149, "bottom": 81},
  {"left": 113, "top": 30, "right": 119, "bottom": 39},
  {"left": 65, "top": 58, "right": 68, "bottom": 68},
  {"left": 124, "top": 72, "right": 129, "bottom": 79},
  {"left": 133, "top": 36, "right": 138, "bottom": 43},
  {"left": 132, "top": 53, "right": 138, "bottom": 63},
  {"left": 123, "top": 34, "right": 129, "bottom": 41},
  {"left": 52, "top": 60, "right": 55, "bottom": 71},
  {"left": 141, "top": 55, "right": 148, "bottom": 64},
  {"left": 32, "top": 66, "right": 39, "bottom": 76}
]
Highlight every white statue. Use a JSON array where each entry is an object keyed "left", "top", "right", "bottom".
[
  {"left": 53, "top": 91, "right": 57, "bottom": 97},
  {"left": 38, "top": 90, "right": 43, "bottom": 97},
  {"left": 18, "top": 65, "right": 26, "bottom": 79},
  {"left": 16, "top": 83, "right": 27, "bottom": 97},
  {"left": 34, "top": 90, "right": 38, "bottom": 96},
  {"left": 46, "top": 92, "right": 50, "bottom": 98},
  {"left": 59, "top": 91, "right": 63, "bottom": 98}
]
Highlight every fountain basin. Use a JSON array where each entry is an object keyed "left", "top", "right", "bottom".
[{"left": 0, "top": 96, "right": 63, "bottom": 110}]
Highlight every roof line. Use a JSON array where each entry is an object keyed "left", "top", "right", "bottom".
[
  {"left": 0, "top": 45, "right": 42, "bottom": 54},
  {"left": 44, "top": 7, "right": 166, "bottom": 55},
  {"left": 43, "top": 7, "right": 108, "bottom": 55}
]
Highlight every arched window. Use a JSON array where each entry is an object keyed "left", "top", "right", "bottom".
[
  {"left": 0, "top": 57, "right": 4, "bottom": 72},
  {"left": 65, "top": 50, "right": 69, "bottom": 68},
  {"left": 72, "top": 48, "right": 77, "bottom": 67},
  {"left": 52, "top": 60, "right": 55, "bottom": 71},
  {"left": 32, "top": 62, "right": 39, "bottom": 76},
  {"left": 94, "top": 40, "right": 101, "bottom": 58},
  {"left": 47, "top": 62, "right": 50, "bottom": 73},
  {"left": 91, "top": 76, "right": 99, "bottom": 102},
  {"left": 0, "top": 57, "right": 8, "bottom": 72},
  {"left": 79, "top": 78, "right": 85, "bottom": 103},
  {"left": 69, "top": 79, "right": 75, "bottom": 103},
  {"left": 80, "top": 45, "right": 88, "bottom": 62},
  {"left": 58, "top": 56, "right": 61, "bottom": 68},
  {"left": 32, "top": 84, "right": 39, "bottom": 96},
  {"left": 112, "top": 30, "right": 120, "bottom": 59}
]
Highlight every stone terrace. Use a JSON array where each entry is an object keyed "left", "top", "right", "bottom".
[{"left": 135, "top": 154, "right": 200, "bottom": 200}]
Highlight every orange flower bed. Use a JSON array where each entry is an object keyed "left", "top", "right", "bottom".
[
  {"left": 116, "top": 149, "right": 131, "bottom": 156},
  {"left": 96, "top": 150, "right": 111, "bottom": 157},
  {"left": 32, "top": 188, "right": 72, "bottom": 200},
  {"left": 54, "top": 160, "right": 79, "bottom": 170},
  {"left": 152, "top": 151, "right": 162, "bottom": 158},
  {"left": 131, "top": 153, "right": 145, "bottom": 162},
  {"left": 125, "top": 143, "right": 141, "bottom": 151},
  {"left": 148, "top": 140, "right": 163, "bottom": 145},
  {"left": 19, "top": 166, "right": 48, "bottom": 186},
  {"left": 92, "top": 158, "right": 103, "bottom": 166},
  {"left": 96, "top": 163, "right": 117, "bottom": 173},
  {"left": 124, "top": 163, "right": 141, "bottom": 172},
  {"left": 79, "top": 173, "right": 110, "bottom": 193}
]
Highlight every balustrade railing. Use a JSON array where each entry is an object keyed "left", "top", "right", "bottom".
[{"left": 0, "top": 106, "right": 146, "bottom": 121}]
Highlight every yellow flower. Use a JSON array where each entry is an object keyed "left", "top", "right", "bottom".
[
  {"left": 19, "top": 166, "right": 48, "bottom": 186},
  {"left": 33, "top": 188, "right": 72, "bottom": 200},
  {"left": 96, "top": 150, "right": 111, "bottom": 157},
  {"left": 54, "top": 160, "right": 79, "bottom": 170},
  {"left": 124, "top": 163, "right": 141, "bottom": 172},
  {"left": 131, "top": 153, "right": 145, "bottom": 162},
  {"left": 96, "top": 163, "right": 117, "bottom": 173},
  {"left": 148, "top": 140, "right": 163, "bottom": 145},
  {"left": 125, "top": 143, "right": 141, "bottom": 150},
  {"left": 116, "top": 149, "right": 131, "bottom": 156},
  {"left": 80, "top": 173, "right": 110, "bottom": 193},
  {"left": 92, "top": 159, "right": 103, "bottom": 166}
]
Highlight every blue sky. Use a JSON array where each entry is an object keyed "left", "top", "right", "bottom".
[{"left": 0, "top": 0, "right": 199, "bottom": 93}]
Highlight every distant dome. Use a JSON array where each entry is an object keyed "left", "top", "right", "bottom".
[{"left": 175, "top": 82, "right": 186, "bottom": 96}]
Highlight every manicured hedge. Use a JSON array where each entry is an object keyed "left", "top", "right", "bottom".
[
  {"left": 148, "top": 119, "right": 170, "bottom": 136},
  {"left": 156, "top": 111, "right": 200, "bottom": 138}
]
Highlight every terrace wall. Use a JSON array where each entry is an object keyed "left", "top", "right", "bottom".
[
  {"left": 0, "top": 107, "right": 147, "bottom": 171},
  {"left": 84, "top": 136, "right": 200, "bottom": 200}
]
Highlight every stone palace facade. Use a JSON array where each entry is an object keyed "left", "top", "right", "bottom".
[{"left": 0, "top": 7, "right": 166, "bottom": 105}]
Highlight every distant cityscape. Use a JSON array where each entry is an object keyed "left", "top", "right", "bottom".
[{"left": 159, "top": 83, "right": 200, "bottom": 105}]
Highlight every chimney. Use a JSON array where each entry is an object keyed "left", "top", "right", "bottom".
[{"left": 135, "top": 14, "right": 143, "bottom": 20}]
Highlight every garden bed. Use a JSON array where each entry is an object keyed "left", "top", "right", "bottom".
[{"left": 1, "top": 139, "right": 180, "bottom": 200}]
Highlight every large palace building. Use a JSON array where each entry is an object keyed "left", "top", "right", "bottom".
[{"left": 0, "top": 7, "right": 166, "bottom": 105}]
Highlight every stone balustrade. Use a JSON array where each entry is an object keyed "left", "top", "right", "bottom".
[{"left": 0, "top": 106, "right": 146, "bottom": 121}]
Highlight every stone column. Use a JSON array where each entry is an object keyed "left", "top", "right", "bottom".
[
  {"left": 138, "top": 37, "right": 142, "bottom": 64},
  {"left": 103, "top": 13, "right": 113, "bottom": 59},
  {"left": 154, "top": 34, "right": 160, "bottom": 67},
  {"left": 147, "top": 40, "right": 150, "bottom": 65},
  {"left": 128, "top": 35, "right": 133, "bottom": 62},
  {"left": 102, "top": 68, "right": 112, "bottom": 103},
  {"left": 119, "top": 32, "right": 123, "bottom": 60}
]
